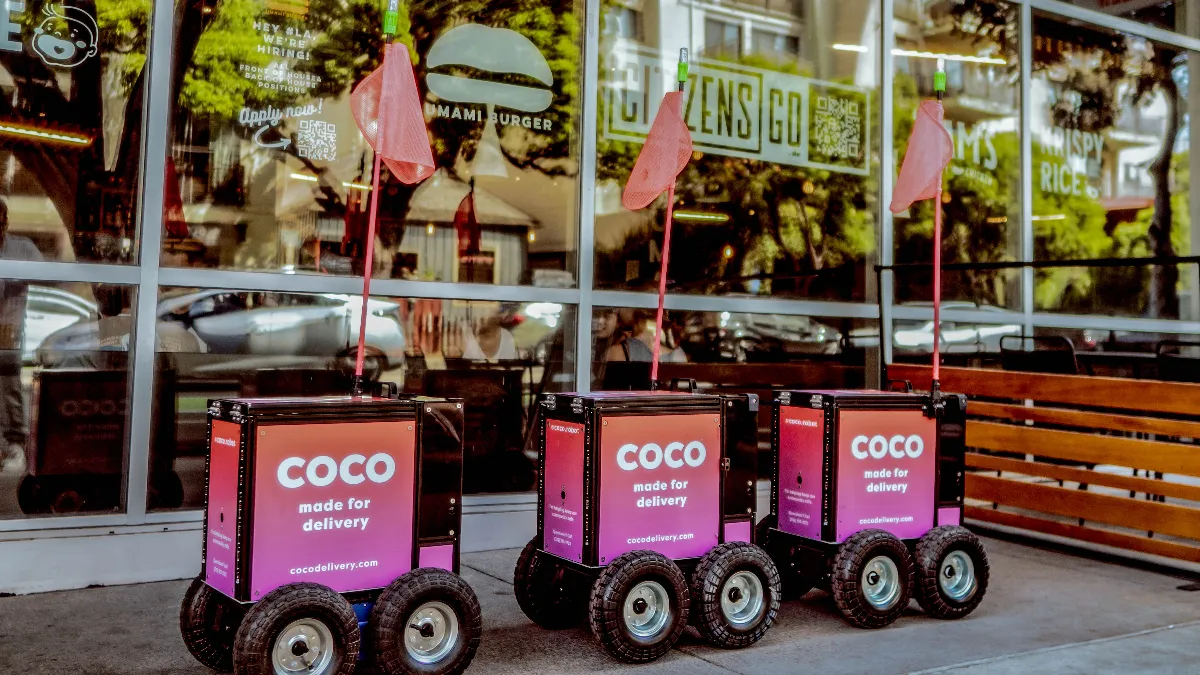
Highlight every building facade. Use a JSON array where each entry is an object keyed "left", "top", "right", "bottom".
[{"left": 1, "top": 0, "right": 1198, "bottom": 592}]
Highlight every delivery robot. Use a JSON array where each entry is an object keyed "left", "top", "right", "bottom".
[
  {"left": 180, "top": 388, "right": 481, "bottom": 675},
  {"left": 514, "top": 389, "right": 780, "bottom": 663},
  {"left": 757, "top": 389, "right": 989, "bottom": 629}
]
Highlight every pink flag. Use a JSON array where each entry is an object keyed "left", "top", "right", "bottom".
[
  {"left": 351, "top": 43, "right": 435, "bottom": 185},
  {"left": 889, "top": 100, "right": 953, "bottom": 213},
  {"left": 622, "top": 91, "right": 693, "bottom": 211}
]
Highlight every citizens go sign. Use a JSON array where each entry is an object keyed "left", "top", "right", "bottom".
[{"left": 603, "top": 44, "right": 870, "bottom": 176}]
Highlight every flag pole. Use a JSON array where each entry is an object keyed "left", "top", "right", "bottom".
[
  {"left": 931, "top": 59, "right": 946, "bottom": 398},
  {"left": 352, "top": 0, "right": 401, "bottom": 396},
  {"left": 650, "top": 49, "right": 688, "bottom": 387}
]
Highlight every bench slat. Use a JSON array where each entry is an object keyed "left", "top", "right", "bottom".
[
  {"left": 965, "top": 453, "right": 1200, "bottom": 503},
  {"left": 967, "top": 401, "right": 1200, "bottom": 440},
  {"left": 889, "top": 364, "right": 1200, "bottom": 415},
  {"left": 965, "top": 506, "right": 1200, "bottom": 563},
  {"left": 968, "top": 474, "right": 1200, "bottom": 541},
  {"left": 967, "top": 421, "right": 1200, "bottom": 478}
]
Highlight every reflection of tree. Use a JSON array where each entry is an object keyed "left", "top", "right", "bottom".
[{"left": 954, "top": 0, "right": 1186, "bottom": 317}]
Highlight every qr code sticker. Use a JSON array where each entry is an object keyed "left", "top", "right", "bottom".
[
  {"left": 812, "top": 94, "right": 861, "bottom": 160},
  {"left": 297, "top": 120, "right": 337, "bottom": 161}
]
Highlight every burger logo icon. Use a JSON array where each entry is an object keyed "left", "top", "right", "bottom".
[
  {"left": 425, "top": 24, "right": 554, "bottom": 113},
  {"left": 31, "top": 4, "right": 98, "bottom": 69}
]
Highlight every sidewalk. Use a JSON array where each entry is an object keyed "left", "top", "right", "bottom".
[{"left": 1, "top": 535, "right": 1197, "bottom": 674}]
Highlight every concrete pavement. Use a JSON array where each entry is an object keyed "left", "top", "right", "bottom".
[{"left": 1, "top": 535, "right": 1197, "bottom": 674}]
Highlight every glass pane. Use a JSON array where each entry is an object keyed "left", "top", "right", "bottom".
[
  {"left": 1, "top": 281, "right": 137, "bottom": 519},
  {"left": 590, "top": 306, "right": 874, "bottom": 389},
  {"left": 151, "top": 289, "right": 576, "bottom": 508},
  {"left": 893, "top": 0, "right": 1021, "bottom": 309},
  {"left": 595, "top": 0, "right": 881, "bottom": 300},
  {"left": 1032, "top": 14, "right": 1191, "bottom": 319},
  {"left": 167, "top": 0, "right": 583, "bottom": 287},
  {"left": 0, "top": 1, "right": 152, "bottom": 264}
]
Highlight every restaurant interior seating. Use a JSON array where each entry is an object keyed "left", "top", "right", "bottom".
[
  {"left": 1154, "top": 340, "right": 1200, "bottom": 383},
  {"left": 1000, "top": 335, "right": 1079, "bottom": 375}
]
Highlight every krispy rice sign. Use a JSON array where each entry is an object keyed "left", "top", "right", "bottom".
[{"left": 603, "top": 43, "right": 870, "bottom": 176}]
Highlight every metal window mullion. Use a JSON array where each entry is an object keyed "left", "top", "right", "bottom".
[
  {"left": 157, "top": 268, "right": 581, "bottom": 305},
  {"left": 1191, "top": 12, "right": 1200, "bottom": 322},
  {"left": 1024, "top": 0, "right": 1200, "bottom": 53},
  {"left": 1030, "top": 311, "right": 1200, "bottom": 335},
  {"left": 591, "top": 289, "right": 880, "bottom": 318},
  {"left": 124, "top": 0, "right": 176, "bottom": 525},
  {"left": 0, "top": 261, "right": 140, "bottom": 285},
  {"left": 1020, "top": 1, "right": 1034, "bottom": 337},
  {"left": 574, "top": 0, "right": 601, "bottom": 394},
  {"left": 880, "top": 0, "right": 895, "bottom": 378}
]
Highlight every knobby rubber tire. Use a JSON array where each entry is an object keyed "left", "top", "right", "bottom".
[
  {"left": 830, "top": 529, "right": 913, "bottom": 629},
  {"left": 587, "top": 550, "right": 689, "bottom": 663},
  {"left": 180, "top": 576, "right": 245, "bottom": 673},
  {"left": 755, "top": 515, "right": 813, "bottom": 599},
  {"left": 369, "top": 568, "right": 482, "bottom": 675},
  {"left": 513, "top": 538, "right": 581, "bottom": 629},
  {"left": 913, "top": 526, "right": 990, "bottom": 620},
  {"left": 690, "top": 542, "right": 781, "bottom": 649},
  {"left": 231, "top": 582, "right": 359, "bottom": 675}
]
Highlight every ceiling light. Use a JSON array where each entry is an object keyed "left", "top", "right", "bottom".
[
  {"left": 892, "top": 49, "right": 1006, "bottom": 65},
  {"left": 0, "top": 123, "right": 91, "bottom": 145},
  {"left": 290, "top": 173, "right": 318, "bottom": 182},
  {"left": 833, "top": 44, "right": 868, "bottom": 53}
]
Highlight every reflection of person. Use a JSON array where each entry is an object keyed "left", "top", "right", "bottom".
[
  {"left": 55, "top": 285, "right": 208, "bottom": 371},
  {"left": 93, "top": 285, "right": 207, "bottom": 354},
  {"left": 606, "top": 309, "right": 686, "bottom": 364},
  {"left": 463, "top": 304, "right": 520, "bottom": 362},
  {"left": 0, "top": 199, "right": 42, "bottom": 472},
  {"left": 590, "top": 308, "right": 619, "bottom": 389}
]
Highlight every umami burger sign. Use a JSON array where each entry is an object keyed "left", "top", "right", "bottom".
[{"left": 422, "top": 23, "right": 557, "bottom": 131}]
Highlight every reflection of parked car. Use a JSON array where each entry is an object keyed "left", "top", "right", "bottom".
[
  {"left": 22, "top": 286, "right": 97, "bottom": 362},
  {"left": 38, "top": 291, "right": 405, "bottom": 379},
  {"left": 682, "top": 311, "right": 841, "bottom": 362},
  {"left": 848, "top": 302, "right": 1021, "bottom": 354}
]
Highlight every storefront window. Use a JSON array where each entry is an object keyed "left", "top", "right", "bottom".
[
  {"left": 0, "top": 0, "right": 152, "bottom": 264},
  {"left": 892, "top": 0, "right": 1021, "bottom": 310},
  {"left": 1032, "top": 14, "right": 1192, "bottom": 319},
  {"left": 594, "top": 0, "right": 881, "bottom": 301},
  {"left": 166, "top": 0, "right": 583, "bottom": 287},
  {"left": 148, "top": 288, "right": 575, "bottom": 508},
  {"left": 0, "top": 280, "right": 139, "bottom": 518}
]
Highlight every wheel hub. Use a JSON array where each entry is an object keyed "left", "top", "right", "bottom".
[
  {"left": 272, "top": 619, "right": 334, "bottom": 675},
  {"left": 405, "top": 601, "right": 459, "bottom": 665},
  {"left": 719, "top": 571, "right": 765, "bottom": 627},
  {"left": 623, "top": 581, "right": 671, "bottom": 638},
  {"left": 938, "top": 550, "right": 977, "bottom": 602},
  {"left": 861, "top": 555, "right": 902, "bottom": 611}
]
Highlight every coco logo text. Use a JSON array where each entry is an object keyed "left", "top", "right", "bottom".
[
  {"left": 617, "top": 441, "right": 706, "bottom": 471},
  {"left": 277, "top": 453, "right": 396, "bottom": 488},
  {"left": 850, "top": 435, "right": 925, "bottom": 460}
]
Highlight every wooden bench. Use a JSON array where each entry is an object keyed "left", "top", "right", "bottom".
[{"left": 889, "top": 364, "right": 1200, "bottom": 565}]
